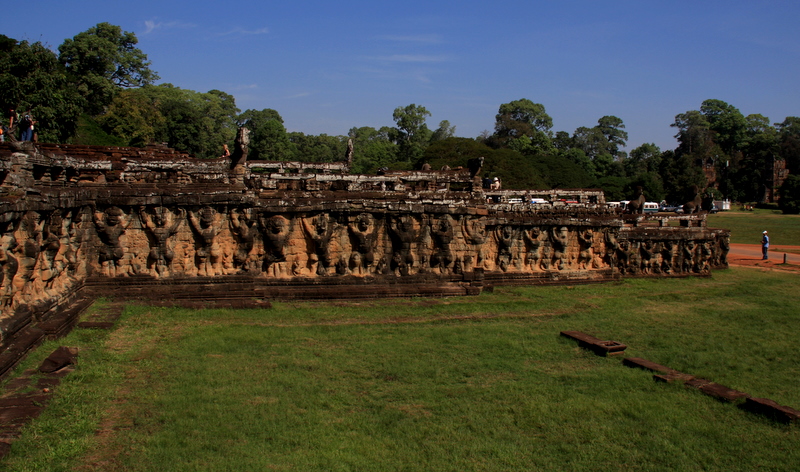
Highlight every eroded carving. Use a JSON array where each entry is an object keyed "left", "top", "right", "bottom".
[
  {"left": 260, "top": 214, "right": 291, "bottom": 277},
  {"left": 93, "top": 206, "right": 132, "bottom": 277},
  {"left": 302, "top": 213, "right": 335, "bottom": 276},
  {"left": 188, "top": 206, "right": 224, "bottom": 277},
  {"left": 348, "top": 213, "right": 377, "bottom": 275},
  {"left": 229, "top": 208, "right": 258, "bottom": 273},
  {"left": 389, "top": 215, "right": 417, "bottom": 276},
  {"left": 140, "top": 206, "right": 185, "bottom": 278}
]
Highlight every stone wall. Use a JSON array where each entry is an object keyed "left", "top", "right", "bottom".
[{"left": 0, "top": 139, "right": 729, "bottom": 345}]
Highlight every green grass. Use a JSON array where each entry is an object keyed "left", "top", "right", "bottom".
[
  {"left": 3, "top": 269, "right": 800, "bottom": 471},
  {"left": 708, "top": 209, "right": 800, "bottom": 246}
]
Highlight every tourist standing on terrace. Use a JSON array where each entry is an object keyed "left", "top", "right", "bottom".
[
  {"left": 6, "top": 108, "right": 17, "bottom": 136},
  {"left": 761, "top": 230, "right": 769, "bottom": 260},
  {"left": 19, "top": 108, "right": 34, "bottom": 141}
]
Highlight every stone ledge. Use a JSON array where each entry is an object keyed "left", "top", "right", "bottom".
[
  {"left": 740, "top": 397, "right": 800, "bottom": 424},
  {"left": 560, "top": 330, "right": 627, "bottom": 356}
]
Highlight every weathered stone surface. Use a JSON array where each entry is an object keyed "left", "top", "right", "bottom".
[
  {"left": 38, "top": 346, "right": 78, "bottom": 374},
  {"left": 741, "top": 397, "right": 800, "bottom": 424},
  {"left": 0, "top": 139, "right": 729, "bottom": 370},
  {"left": 694, "top": 382, "right": 750, "bottom": 403},
  {"left": 561, "top": 330, "right": 627, "bottom": 356}
]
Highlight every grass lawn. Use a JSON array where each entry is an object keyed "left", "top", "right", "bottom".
[
  {"left": 2, "top": 268, "right": 799, "bottom": 471},
  {"left": 708, "top": 209, "right": 800, "bottom": 247}
]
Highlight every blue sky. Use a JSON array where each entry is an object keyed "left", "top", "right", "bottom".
[{"left": 3, "top": 1, "right": 799, "bottom": 152}]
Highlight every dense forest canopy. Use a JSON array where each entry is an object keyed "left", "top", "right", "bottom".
[{"left": 2, "top": 24, "right": 799, "bottom": 211}]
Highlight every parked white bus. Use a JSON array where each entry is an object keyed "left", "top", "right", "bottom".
[{"left": 643, "top": 202, "right": 659, "bottom": 213}]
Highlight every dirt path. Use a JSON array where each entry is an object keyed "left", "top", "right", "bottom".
[{"left": 727, "top": 244, "right": 800, "bottom": 271}]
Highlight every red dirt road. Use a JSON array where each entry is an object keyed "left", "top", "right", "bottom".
[{"left": 727, "top": 244, "right": 800, "bottom": 271}]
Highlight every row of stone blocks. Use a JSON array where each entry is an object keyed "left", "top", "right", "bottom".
[
  {"left": 561, "top": 330, "right": 800, "bottom": 425},
  {"left": 0, "top": 301, "right": 126, "bottom": 458},
  {"left": 0, "top": 346, "right": 83, "bottom": 458},
  {"left": 0, "top": 293, "right": 93, "bottom": 380}
]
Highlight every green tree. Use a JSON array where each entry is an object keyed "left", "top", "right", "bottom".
[
  {"left": 421, "top": 138, "right": 547, "bottom": 189},
  {"left": 658, "top": 150, "right": 706, "bottom": 203},
  {"left": 119, "top": 84, "right": 239, "bottom": 158},
  {"left": 560, "top": 148, "right": 595, "bottom": 177},
  {"left": 571, "top": 126, "right": 606, "bottom": 161},
  {"left": 625, "top": 143, "right": 662, "bottom": 177},
  {"left": 552, "top": 131, "right": 573, "bottom": 151},
  {"left": 287, "top": 133, "right": 346, "bottom": 163},
  {"left": 626, "top": 172, "right": 665, "bottom": 203},
  {"left": 596, "top": 115, "right": 628, "bottom": 158},
  {"left": 776, "top": 116, "right": 800, "bottom": 174},
  {"left": 391, "top": 104, "right": 432, "bottom": 163},
  {"left": 491, "top": 99, "right": 553, "bottom": 151},
  {"left": 72, "top": 114, "right": 128, "bottom": 146},
  {"left": 494, "top": 99, "right": 552, "bottom": 138},
  {"left": 778, "top": 174, "right": 800, "bottom": 214},
  {"left": 430, "top": 120, "right": 456, "bottom": 142},
  {"left": 699, "top": 99, "right": 747, "bottom": 156},
  {"left": 530, "top": 154, "right": 594, "bottom": 189},
  {"left": 98, "top": 88, "right": 165, "bottom": 146},
  {"left": 594, "top": 176, "right": 628, "bottom": 202},
  {"left": 58, "top": 22, "right": 159, "bottom": 115},
  {"left": 238, "top": 108, "right": 290, "bottom": 160},
  {"left": 671, "top": 110, "right": 713, "bottom": 158},
  {"left": 348, "top": 126, "right": 397, "bottom": 173},
  {"left": 572, "top": 116, "right": 628, "bottom": 166},
  {"left": 0, "top": 35, "right": 83, "bottom": 143},
  {"left": 421, "top": 137, "right": 490, "bottom": 171}
]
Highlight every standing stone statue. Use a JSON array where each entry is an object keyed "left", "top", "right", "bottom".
[
  {"left": 550, "top": 226, "right": 570, "bottom": 271},
  {"left": 389, "top": 215, "right": 417, "bottom": 276},
  {"left": 681, "top": 239, "right": 697, "bottom": 274},
  {"left": 0, "top": 222, "right": 19, "bottom": 308},
  {"left": 229, "top": 208, "right": 258, "bottom": 273},
  {"left": 348, "top": 213, "right": 377, "bottom": 275},
  {"left": 495, "top": 225, "right": 518, "bottom": 272},
  {"left": 93, "top": 206, "right": 133, "bottom": 277},
  {"left": 462, "top": 216, "right": 488, "bottom": 271},
  {"left": 577, "top": 228, "right": 594, "bottom": 270},
  {"left": 639, "top": 240, "right": 656, "bottom": 274},
  {"left": 430, "top": 215, "right": 455, "bottom": 273},
  {"left": 13, "top": 211, "right": 44, "bottom": 298},
  {"left": 139, "top": 206, "right": 185, "bottom": 278},
  {"left": 188, "top": 206, "right": 223, "bottom": 277},
  {"left": 302, "top": 213, "right": 335, "bottom": 276},
  {"left": 626, "top": 186, "right": 646, "bottom": 214},
  {"left": 523, "top": 227, "right": 544, "bottom": 271},
  {"left": 683, "top": 186, "right": 703, "bottom": 214},
  {"left": 230, "top": 127, "right": 250, "bottom": 169},
  {"left": 40, "top": 209, "right": 75, "bottom": 295},
  {"left": 259, "top": 214, "right": 292, "bottom": 277},
  {"left": 660, "top": 240, "right": 674, "bottom": 274},
  {"left": 603, "top": 230, "right": 619, "bottom": 269}
]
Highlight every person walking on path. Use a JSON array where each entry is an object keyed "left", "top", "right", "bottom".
[{"left": 761, "top": 230, "right": 769, "bottom": 260}]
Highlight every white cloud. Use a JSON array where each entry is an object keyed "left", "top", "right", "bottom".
[
  {"left": 142, "top": 19, "right": 196, "bottom": 35},
  {"left": 218, "top": 27, "right": 269, "bottom": 37}
]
